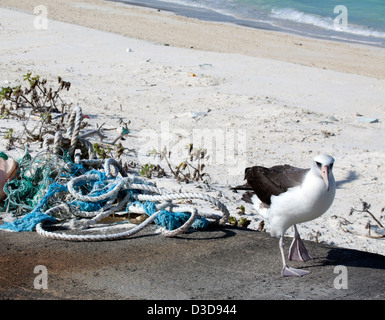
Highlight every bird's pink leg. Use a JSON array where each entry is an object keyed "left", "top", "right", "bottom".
[
  {"left": 288, "top": 225, "right": 313, "bottom": 262},
  {"left": 280, "top": 236, "right": 310, "bottom": 277}
]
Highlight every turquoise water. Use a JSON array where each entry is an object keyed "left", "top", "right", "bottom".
[
  {"left": 177, "top": 0, "right": 385, "bottom": 34},
  {"left": 117, "top": 0, "right": 385, "bottom": 46}
]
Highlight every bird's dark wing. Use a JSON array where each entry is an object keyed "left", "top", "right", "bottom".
[
  {"left": 240, "top": 191, "right": 254, "bottom": 204},
  {"left": 244, "top": 165, "right": 310, "bottom": 205}
]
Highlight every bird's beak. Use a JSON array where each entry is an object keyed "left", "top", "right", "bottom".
[{"left": 321, "top": 165, "right": 330, "bottom": 191}]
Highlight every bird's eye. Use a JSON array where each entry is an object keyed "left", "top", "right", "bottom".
[{"left": 316, "top": 161, "right": 322, "bottom": 169}]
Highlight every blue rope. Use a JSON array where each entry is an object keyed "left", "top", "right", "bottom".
[
  {"left": 156, "top": 210, "right": 210, "bottom": 230},
  {"left": 69, "top": 170, "right": 118, "bottom": 212},
  {"left": 0, "top": 182, "right": 67, "bottom": 232},
  {"left": 127, "top": 200, "right": 209, "bottom": 231},
  {"left": 0, "top": 211, "right": 56, "bottom": 232}
]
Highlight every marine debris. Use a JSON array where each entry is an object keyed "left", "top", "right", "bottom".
[{"left": 0, "top": 74, "right": 229, "bottom": 241}]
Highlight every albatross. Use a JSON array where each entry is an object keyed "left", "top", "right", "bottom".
[{"left": 233, "top": 154, "right": 336, "bottom": 277}]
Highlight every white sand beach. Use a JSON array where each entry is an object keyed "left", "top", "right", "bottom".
[{"left": 1, "top": 0, "right": 385, "bottom": 255}]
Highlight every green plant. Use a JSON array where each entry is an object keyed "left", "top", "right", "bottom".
[
  {"left": 139, "top": 163, "right": 155, "bottom": 178},
  {"left": 0, "top": 73, "right": 71, "bottom": 115},
  {"left": 3, "top": 128, "right": 15, "bottom": 150},
  {"left": 238, "top": 217, "right": 251, "bottom": 228},
  {"left": 228, "top": 215, "right": 251, "bottom": 228},
  {"left": 0, "top": 73, "right": 74, "bottom": 147},
  {"left": 93, "top": 143, "right": 113, "bottom": 159},
  {"left": 228, "top": 216, "right": 238, "bottom": 226},
  {"left": 236, "top": 205, "right": 245, "bottom": 215},
  {"left": 159, "top": 144, "right": 210, "bottom": 183},
  {"left": 139, "top": 163, "right": 166, "bottom": 179},
  {"left": 4, "top": 128, "right": 13, "bottom": 140},
  {"left": 138, "top": 143, "right": 210, "bottom": 183}
]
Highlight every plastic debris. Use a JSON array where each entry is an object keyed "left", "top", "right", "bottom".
[
  {"left": 0, "top": 154, "right": 18, "bottom": 201},
  {"left": 356, "top": 118, "right": 379, "bottom": 123}
]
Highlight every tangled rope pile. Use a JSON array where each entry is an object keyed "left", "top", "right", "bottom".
[{"left": 0, "top": 106, "right": 230, "bottom": 241}]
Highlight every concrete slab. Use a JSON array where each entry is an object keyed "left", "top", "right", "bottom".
[{"left": 0, "top": 226, "right": 384, "bottom": 300}]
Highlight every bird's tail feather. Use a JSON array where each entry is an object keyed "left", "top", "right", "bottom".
[
  {"left": 251, "top": 194, "right": 270, "bottom": 219},
  {"left": 230, "top": 183, "right": 252, "bottom": 191}
]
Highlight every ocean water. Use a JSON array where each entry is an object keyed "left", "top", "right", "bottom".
[{"left": 117, "top": 0, "right": 385, "bottom": 47}]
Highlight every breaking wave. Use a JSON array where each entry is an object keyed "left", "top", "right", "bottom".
[{"left": 270, "top": 8, "right": 385, "bottom": 39}]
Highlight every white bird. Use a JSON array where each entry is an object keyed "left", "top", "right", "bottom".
[{"left": 232, "top": 154, "right": 336, "bottom": 277}]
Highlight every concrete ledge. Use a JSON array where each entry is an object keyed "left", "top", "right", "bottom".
[{"left": 1, "top": 226, "right": 384, "bottom": 300}]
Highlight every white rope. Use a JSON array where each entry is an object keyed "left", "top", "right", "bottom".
[
  {"left": 67, "top": 173, "right": 128, "bottom": 202},
  {"left": 36, "top": 172, "right": 230, "bottom": 241},
  {"left": 36, "top": 209, "right": 159, "bottom": 242},
  {"left": 104, "top": 158, "right": 127, "bottom": 178},
  {"left": 67, "top": 106, "right": 82, "bottom": 158},
  {"left": 36, "top": 204, "right": 199, "bottom": 241}
]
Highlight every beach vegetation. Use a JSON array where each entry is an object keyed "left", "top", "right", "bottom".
[
  {"left": 3, "top": 128, "right": 15, "bottom": 151},
  {"left": 349, "top": 200, "right": 385, "bottom": 238},
  {"left": 228, "top": 215, "right": 251, "bottom": 228},
  {"left": 238, "top": 217, "right": 251, "bottom": 228},
  {"left": 139, "top": 143, "right": 210, "bottom": 184},
  {"left": 236, "top": 205, "right": 245, "bottom": 215},
  {"left": 172, "top": 144, "right": 209, "bottom": 183},
  {"left": 139, "top": 163, "right": 166, "bottom": 179},
  {"left": 228, "top": 216, "right": 237, "bottom": 226},
  {"left": 0, "top": 73, "right": 74, "bottom": 145},
  {"left": 163, "top": 144, "right": 209, "bottom": 183},
  {"left": 4, "top": 128, "right": 13, "bottom": 140},
  {"left": 0, "top": 74, "right": 134, "bottom": 166},
  {"left": 0, "top": 73, "right": 71, "bottom": 116},
  {"left": 93, "top": 143, "right": 113, "bottom": 159}
]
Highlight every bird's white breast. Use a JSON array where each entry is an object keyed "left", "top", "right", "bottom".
[{"left": 268, "top": 171, "right": 336, "bottom": 237}]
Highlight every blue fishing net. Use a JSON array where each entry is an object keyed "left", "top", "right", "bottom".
[
  {"left": 127, "top": 200, "right": 209, "bottom": 231},
  {"left": 156, "top": 210, "right": 210, "bottom": 230},
  {"left": 0, "top": 182, "right": 67, "bottom": 232}
]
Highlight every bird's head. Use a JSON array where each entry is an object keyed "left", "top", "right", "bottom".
[{"left": 312, "top": 154, "right": 335, "bottom": 191}]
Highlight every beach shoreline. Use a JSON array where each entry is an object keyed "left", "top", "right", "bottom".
[
  {"left": 1, "top": 0, "right": 385, "bottom": 79},
  {"left": 1, "top": 1, "right": 385, "bottom": 258},
  {"left": 111, "top": 0, "right": 385, "bottom": 48}
]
